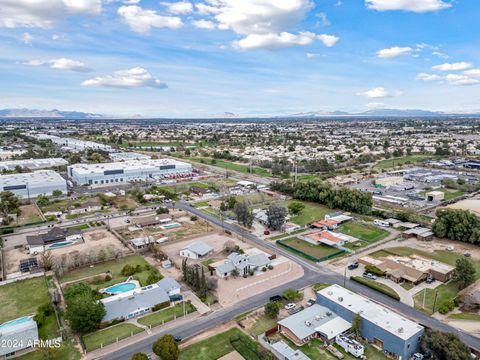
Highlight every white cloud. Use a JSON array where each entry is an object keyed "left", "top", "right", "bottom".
[
  {"left": 192, "top": 19, "right": 216, "bottom": 30},
  {"left": 376, "top": 46, "right": 412, "bottom": 59},
  {"left": 0, "top": 0, "right": 103, "bottom": 28},
  {"left": 161, "top": 1, "right": 193, "bottom": 15},
  {"left": 195, "top": 0, "right": 338, "bottom": 50},
  {"left": 416, "top": 73, "right": 442, "bottom": 81},
  {"left": 306, "top": 52, "right": 319, "bottom": 58},
  {"left": 365, "top": 0, "right": 451, "bottom": 13},
  {"left": 81, "top": 67, "right": 167, "bottom": 89},
  {"left": 464, "top": 69, "right": 480, "bottom": 78},
  {"left": 24, "top": 58, "right": 92, "bottom": 72},
  {"left": 357, "top": 87, "right": 398, "bottom": 99},
  {"left": 445, "top": 74, "right": 479, "bottom": 86},
  {"left": 118, "top": 5, "right": 183, "bottom": 33},
  {"left": 432, "top": 51, "right": 449, "bottom": 59},
  {"left": 315, "top": 12, "right": 330, "bottom": 26},
  {"left": 234, "top": 32, "right": 338, "bottom": 50},
  {"left": 432, "top": 62, "right": 473, "bottom": 71},
  {"left": 21, "top": 32, "right": 33, "bottom": 45},
  {"left": 366, "top": 102, "right": 385, "bottom": 109}
]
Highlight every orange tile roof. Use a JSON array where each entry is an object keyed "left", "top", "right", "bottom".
[
  {"left": 311, "top": 219, "right": 340, "bottom": 228},
  {"left": 305, "top": 230, "right": 343, "bottom": 244}
]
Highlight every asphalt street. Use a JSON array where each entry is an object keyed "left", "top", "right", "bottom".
[{"left": 93, "top": 201, "right": 480, "bottom": 359}]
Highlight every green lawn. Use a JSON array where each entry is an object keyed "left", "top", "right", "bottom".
[
  {"left": 351, "top": 276, "right": 400, "bottom": 300},
  {"left": 413, "top": 283, "right": 459, "bottom": 315},
  {"left": 447, "top": 313, "right": 480, "bottom": 321},
  {"left": 60, "top": 255, "right": 158, "bottom": 288},
  {"left": 15, "top": 341, "right": 81, "bottom": 360},
  {"left": 83, "top": 323, "right": 144, "bottom": 352},
  {"left": 137, "top": 303, "right": 196, "bottom": 328},
  {"left": 180, "top": 328, "right": 270, "bottom": 360},
  {"left": 181, "top": 156, "right": 272, "bottom": 177},
  {"left": 0, "top": 277, "right": 50, "bottom": 324},
  {"left": 312, "top": 282, "right": 332, "bottom": 291},
  {"left": 280, "top": 200, "right": 332, "bottom": 226},
  {"left": 375, "top": 155, "right": 438, "bottom": 170},
  {"left": 248, "top": 315, "right": 278, "bottom": 336},
  {"left": 338, "top": 222, "right": 389, "bottom": 249},
  {"left": 280, "top": 237, "right": 341, "bottom": 261}
]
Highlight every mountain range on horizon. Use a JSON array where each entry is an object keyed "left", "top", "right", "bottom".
[{"left": 0, "top": 107, "right": 480, "bottom": 120}]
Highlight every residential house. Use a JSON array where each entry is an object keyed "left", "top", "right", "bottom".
[
  {"left": 180, "top": 241, "right": 214, "bottom": 259},
  {"left": 270, "top": 341, "right": 311, "bottom": 360},
  {"left": 156, "top": 278, "right": 181, "bottom": 296},
  {"left": 300, "top": 230, "right": 354, "bottom": 248},
  {"left": 26, "top": 227, "right": 83, "bottom": 254},
  {"left": 0, "top": 316, "right": 39, "bottom": 357},
  {"left": 215, "top": 252, "right": 271, "bottom": 278}
]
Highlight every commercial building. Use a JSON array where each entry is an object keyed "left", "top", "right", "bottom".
[
  {"left": 317, "top": 285, "right": 424, "bottom": 360},
  {"left": 68, "top": 159, "right": 193, "bottom": 186},
  {"left": 0, "top": 158, "right": 68, "bottom": 171},
  {"left": 109, "top": 152, "right": 151, "bottom": 161},
  {"left": 425, "top": 190, "right": 445, "bottom": 202},
  {"left": 0, "top": 316, "right": 39, "bottom": 357},
  {"left": 26, "top": 227, "right": 83, "bottom": 254},
  {"left": 36, "top": 134, "right": 115, "bottom": 153},
  {"left": 278, "top": 304, "right": 351, "bottom": 345},
  {"left": 0, "top": 170, "right": 67, "bottom": 199}
]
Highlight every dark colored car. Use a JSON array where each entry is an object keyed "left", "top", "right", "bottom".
[
  {"left": 174, "top": 335, "right": 182, "bottom": 342},
  {"left": 169, "top": 294, "right": 183, "bottom": 302},
  {"left": 347, "top": 262, "right": 359, "bottom": 270},
  {"left": 269, "top": 295, "right": 282, "bottom": 302},
  {"left": 264, "top": 230, "right": 270, "bottom": 235}
]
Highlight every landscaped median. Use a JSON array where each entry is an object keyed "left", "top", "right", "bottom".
[
  {"left": 82, "top": 323, "right": 144, "bottom": 352},
  {"left": 350, "top": 276, "right": 401, "bottom": 301},
  {"left": 137, "top": 302, "right": 196, "bottom": 328},
  {"left": 277, "top": 237, "right": 345, "bottom": 262}
]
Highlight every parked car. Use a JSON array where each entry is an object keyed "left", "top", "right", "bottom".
[
  {"left": 464, "top": 252, "right": 472, "bottom": 257},
  {"left": 362, "top": 272, "right": 377, "bottom": 280},
  {"left": 169, "top": 294, "right": 183, "bottom": 302},
  {"left": 264, "top": 230, "right": 270, "bottom": 235},
  {"left": 269, "top": 295, "right": 282, "bottom": 302},
  {"left": 348, "top": 262, "right": 359, "bottom": 270},
  {"left": 174, "top": 335, "right": 182, "bottom": 342},
  {"left": 306, "top": 298, "right": 316, "bottom": 307},
  {"left": 425, "top": 276, "right": 435, "bottom": 284},
  {"left": 284, "top": 303, "right": 296, "bottom": 310},
  {"left": 288, "top": 305, "right": 304, "bottom": 315}
]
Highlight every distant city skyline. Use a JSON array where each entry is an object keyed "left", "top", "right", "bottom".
[{"left": 1, "top": 0, "right": 479, "bottom": 117}]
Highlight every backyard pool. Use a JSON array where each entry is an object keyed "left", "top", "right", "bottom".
[
  {"left": 103, "top": 279, "right": 140, "bottom": 294},
  {"left": 161, "top": 223, "right": 181, "bottom": 230},
  {"left": 47, "top": 241, "right": 74, "bottom": 249},
  {"left": 0, "top": 316, "right": 33, "bottom": 329}
]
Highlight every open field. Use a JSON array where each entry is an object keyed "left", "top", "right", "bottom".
[
  {"left": 338, "top": 222, "right": 389, "bottom": 249},
  {"left": 0, "top": 277, "right": 50, "bottom": 324},
  {"left": 374, "top": 155, "right": 438, "bottom": 170},
  {"left": 16, "top": 204, "right": 44, "bottom": 225},
  {"left": 137, "top": 303, "right": 196, "bottom": 328},
  {"left": 280, "top": 200, "right": 332, "bottom": 226},
  {"left": 59, "top": 255, "right": 158, "bottom": 288},
  {"left": 83, "top": 323, "right": 144, "bottom": 352},
  {"left": 15, "top": 341, "right": 81, "bottom": 360},
  {"left": 280, "top": 237, "right": 340, "bottom": 260},
  {"left": 180, "top": 328, "right": 270, "bottom": 360},
  {"left": 180, "top": 156, "right": 272, "bottom": 177}
]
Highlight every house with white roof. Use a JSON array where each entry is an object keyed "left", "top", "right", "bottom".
[
  {"left": 215, "top": 252, "right": 271, "bottom": 278},
  {"left": 0, "top": 316, "right": 39, "bottom": 356},
  {"left": 179, "top": 241, "right": 214, "bottom": 259}
]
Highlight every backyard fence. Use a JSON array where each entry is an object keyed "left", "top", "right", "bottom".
[{"left": 276, "top": 240, "right": 345, "bottom": 262}]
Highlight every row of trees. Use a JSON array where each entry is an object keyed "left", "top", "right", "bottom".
[
  {"left": 270, "top": 180, "right": 372, "bottom": 214},
  {"left": 432, "top": 209, "right": 480, "bottom": 244},
  {"left": 181, "top": 259, "right": 209, "bottom": 299}
]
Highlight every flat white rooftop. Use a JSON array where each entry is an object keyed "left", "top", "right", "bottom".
[
  {"left": 69, "top": 158, "right": 191, "bottom": 175},
  {"left": 317, "top": 284, "right": 423, "bottom": 340},
  {"left": 0, "top": 170, "right": 66, "bottom": 186},
  {"left": 0, "top": 158, "right": 67, "bottom": 170}
]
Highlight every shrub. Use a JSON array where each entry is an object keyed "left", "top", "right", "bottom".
[
  {"left": 152, "top": 301, "right": 171, "bottom": 312},
  {"left": 121, "top": 264, "right": 136, "bottom": 276},
  {"left": 105, "top": 274, "right": 112, "bottom": 282},
  {"left": 262, "top": 267, "right": 267, "bottom": 272},
  {"left": 268, "top": 265, "right": 273, "bottom": 270},
  {"left": 365, "top": 265, "right": 385, "bottom": 276}
]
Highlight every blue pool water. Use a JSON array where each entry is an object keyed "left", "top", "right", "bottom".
[
  {"left": 48, "top": 241, "right": 73, "bottom": 249},
  {"left": 105, "top": 282, "right": 136, "bottom": 294},
  {"left": 163, "top": 223, "right": 181, "bottom": 229},
  {"left": 0, "top": 316, "right": 32, "bottom": 329}
]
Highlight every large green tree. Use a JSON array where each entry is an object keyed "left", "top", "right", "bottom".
[
  {"left": 0, "top": 191, "right": 21, "bottom": 216},
  {"left": 287, "top": 201, "right": 305, "bottom": 216},
  {"left": 233, "top": 201, "right": 254, "bottom": 228},
  {"left": 266, "top": 204, "right": 288, "bottom": 231},
  {"left": 432, "top": 209, "right": 480, "bottom": 244},
  {"left": 452, "top": 258, "right": 476, "bottom": 290},
  {"left": 65, "top": 294, "right": 105, "bottom": 333},
  {"left": 152, "top": 335, "right": 179, "bottom": 360},
  {"left": 131, "top": 353, "right": 149, "bottom": 360},
  {"left": 421, "top": 329, "right": 471, "bottom": 360},
  {"left": 264, "top": 301, "right": 280, "bottom": 319}
]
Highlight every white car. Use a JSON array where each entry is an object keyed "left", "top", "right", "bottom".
[{"left": 284, "top": 303, "right": 296, "bottom": 310}]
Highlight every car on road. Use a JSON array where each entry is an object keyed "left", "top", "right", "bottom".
[
  {"left": 269, "top": 295, "right": 282, "bottom": 302},
  {"left": 284, "top": 303, "right": 296, "bottom": 310},
  {"left": 174, "top": 335, "right": 182, "bottom": 342},
  {"left": 362, "top": 272, "right": 377, "bottom": 280},
  {"left": 306, "top": 298, "right": 316, "bottom": 307},
  {"left": 348, "top": 262, "right": 359, "bottom": 270}
]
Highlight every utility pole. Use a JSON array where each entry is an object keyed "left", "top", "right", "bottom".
[
  {"left": 343, "top": 266, "right": 347, "bottom": 288},
  {"left": 432, "top": 290, "right": 439, "bottom": 314}
]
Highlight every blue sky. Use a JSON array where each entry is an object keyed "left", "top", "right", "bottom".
[{"left": 0, "top": 0, "right": 479, "bottom": 117}]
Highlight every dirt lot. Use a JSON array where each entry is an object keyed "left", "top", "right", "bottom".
[
  {"left": 2, "top": 229, "right": 126, "bottom": 278},
  {"left": 16, "top": 204, "right": 44, "bottom": 225}
]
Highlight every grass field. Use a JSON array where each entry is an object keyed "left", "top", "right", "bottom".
[
  {"left": 0, "top": 277, "right": 50, "bottom": 324},
  {"left": 280, "top": 237, "right": 340, "bottom": 260},
  {"left": 137, "top": 303, "right": 196, "bottom": 328},
  {"left": 83, "top": 323, "right": 144, "bottom": 352},
  {"left": 413, "top": 284, "right": 459, "bottom": 315},
  {"left": 15, "top": 341, "right": 81, "bottom": 360},
  {"left": 375, "top": 155, "right": 437, "bottom": 170},
  {"left": 180, "top": 328, "right": 268, "bottom": 360},
  {"left": 419, "top": 188, "right": 465, "bottom": 201},
  {"left": 338, "top": 222, "right": 389, "bottom": 250},
  {"left": 181, "top": 156, "right": 272, "bottom": 177},
  {"left": 59, "top": 255, "right": 158, "bottom": 288},
  {"left": 248, "top": 314, "right": 278, "bottom": 336},
  {"left": 447, "top": 313, "right": 480, "bottom": 321},
  {"left": 280, "top": 200, "right": 332, "bottom": 226}
]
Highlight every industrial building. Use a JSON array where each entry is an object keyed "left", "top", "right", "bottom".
[
  {"left": 0, "top": 316, "right": 39, "bottom": 357},
  {"left": 36, "top": 134, "right": 114, "bottom": 153},
  {"left": 0, "top": 158, "right": 68, "bottom": 171},
  {"left": 109, "top": 152, "right": 151, "bottom": 161},
  {"left": 67, "top": 158, "right": 193, "bottom": 186},
  {"left": 0, "top": 170, "right": 67, "bottom": 199},
  {"left": 316, "top": 285, "right": 424, "bottom": 360}
]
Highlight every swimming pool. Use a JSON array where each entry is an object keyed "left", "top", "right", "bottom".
[
  {"left": 0, "top": 316, "right": 32, "bottom": 329},
  {"left": 162, "top": 223, "right": 181, "bottom": 229},
  {"left": 48, "top": 241, "right": 73, "bottom": 249},
  {"left": 104, "top": 282, "right": 137, "bottom": 294}
]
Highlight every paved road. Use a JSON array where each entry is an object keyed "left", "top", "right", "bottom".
[{"left": 97, "top": 202, "right": 480, "bottom": 359}]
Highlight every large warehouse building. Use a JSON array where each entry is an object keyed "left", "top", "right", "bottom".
[
  {"left": 0, "top": 170, "right": 67, "bottom": 199},
  {"left": 68, "top": 158, "right": 193, "bottom": 186},
  {"left": 0, "top": 158, "right": 68, "bottom": 171}
]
